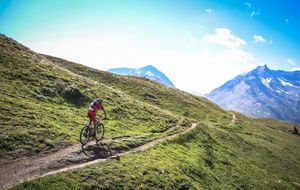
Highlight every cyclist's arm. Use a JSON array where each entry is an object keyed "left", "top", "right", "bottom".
[{"left": 102, "top": 108, "right": 107, "bottom": 119}]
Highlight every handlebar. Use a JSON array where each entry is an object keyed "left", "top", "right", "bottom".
[{"left": 96, "top": 116, "right": 109, "bottom": 120}]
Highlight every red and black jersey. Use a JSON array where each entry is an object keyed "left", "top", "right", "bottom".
[{"left": 88, "top": 101, "right": 104, "bottom": 112}]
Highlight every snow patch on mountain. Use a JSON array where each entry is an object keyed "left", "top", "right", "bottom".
[
  {"left": 145, "top": 71, "right": 154, "bottom": 77},
  {"left": 278, "top": 78, "right": 293, "bottom": 87},
  {"left": 260, "top": 77, "right": 272, "bottom": 88}
]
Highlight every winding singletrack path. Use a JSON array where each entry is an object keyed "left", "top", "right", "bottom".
[
  {"left": 0, "top": 123, "right": 197, "bottom": 189},
  {"left": 230, "top": 112, "right": 236, "bottom": 124}
]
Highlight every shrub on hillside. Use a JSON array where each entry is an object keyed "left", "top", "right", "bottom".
[
  {"left": 289, "top": 125, "right": 299, "bottom": 135},
  {"left": 62, "top": 85, "right": 89, "bottom": 106}
]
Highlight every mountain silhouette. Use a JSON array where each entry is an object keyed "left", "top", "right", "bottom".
[
  {"left": 206, "top": 65, "right": 300, "bottom": 124},
  {"left": 108, "top": 65, "right": 175, "bottom": 88}
]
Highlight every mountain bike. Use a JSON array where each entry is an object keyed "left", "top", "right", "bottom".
[{"left": 80, "top": 116, "right": 105, "bottom": 145}]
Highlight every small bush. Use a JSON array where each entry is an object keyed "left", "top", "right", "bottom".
[{"left": 62, "top": 85, "right": 88, "bottom": 106}]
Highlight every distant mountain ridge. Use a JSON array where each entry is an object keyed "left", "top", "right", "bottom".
[
  {"left": 206, "top": 65, "right": 300, "bottom": 124},
  {"left": 108, "top": 65, "right": 175, "bottom": 88}
]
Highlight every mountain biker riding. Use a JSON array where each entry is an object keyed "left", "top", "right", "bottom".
[{"left": 87, "top": 98, "right": 107, "bottom": 137}]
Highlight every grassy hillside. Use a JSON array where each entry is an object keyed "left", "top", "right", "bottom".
[
  {"left": 0, "top": 35, "right": 181, "bottom": 159},
  {"left": 43, "top": 55, "right": 231, "bottom": 124},
  {"left": 1, "top": 35, "right": 299, "bottom": 189},
  {"left": 12, "top": 113, "right": 300, "bottom": 190}
]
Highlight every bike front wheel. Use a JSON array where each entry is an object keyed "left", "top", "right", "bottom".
[
  {"left": 80, "top": 125, "right": 91, "bottom": 145},
  {"left": 95, "top": 123, "right": 105, "bottom": 142}
]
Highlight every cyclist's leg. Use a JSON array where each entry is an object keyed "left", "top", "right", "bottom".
[
  {"left": 92, "top": 121, "right": 97, "bottom": 137},
  {"left": 88, "top": 111, "right": 97, "bottom": 136}
]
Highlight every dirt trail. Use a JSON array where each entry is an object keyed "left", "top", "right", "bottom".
[
  {"left": 230, "top": 112, "right": 236, "bottom": 124},
  {"left": 0, "top": 123, "right": 197, "bottom": 189}
]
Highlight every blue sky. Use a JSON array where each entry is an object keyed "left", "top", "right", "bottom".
[{"left": 1, "top": 0, "right": 299, "bottom": 93}]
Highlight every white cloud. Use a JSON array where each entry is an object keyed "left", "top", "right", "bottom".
[
  {"left": 202, "top": 28, "right": 246, "bottom": 49},
  {"left": 205, "top": 8, "right": 212, "bottom": 14},
  {"left": 285, "top": 19, "right": 289, "bottom": 24},
  {"left": 250, "top": 10, "right": 260, "bottom": 18},
  {"left": 198, "top": 28, "right": 260, "bottom": 93},
  {"left": 287, "top": 58, "right": 295, "bottom": 65},
  {"left": 245, "top": 2, "right": 252, "bottom": 8},
  {"left": 253, "top": 34, "right": 266, "bottom": 43},
  {"left": 291, "top": 67, "right": 300, "bottom": 71}
]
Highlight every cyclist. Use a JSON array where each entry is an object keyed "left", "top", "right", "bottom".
[{"left": 87, "top": 98, "right": 107, "bottom": 137}]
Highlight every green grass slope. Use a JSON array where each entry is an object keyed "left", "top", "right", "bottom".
[
  {"left": 0, "top": 35, "right": 180, "bottom": 159},
  {"left": 12, "top": 114, "right": 300, "bottom": 190},
  {"left": 43, "top": 55, "right": 231, "bottom": 124},
  {"left": 0, "top": 35, "right": 299, "bottom": 189}
]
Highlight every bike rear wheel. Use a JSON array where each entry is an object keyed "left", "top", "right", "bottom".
[
  {"left": 80, "top": 125, "right": 91, "bottom": 145},
  {"left": 95, "top": 123, "right": 105, "bottom": 142}
]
